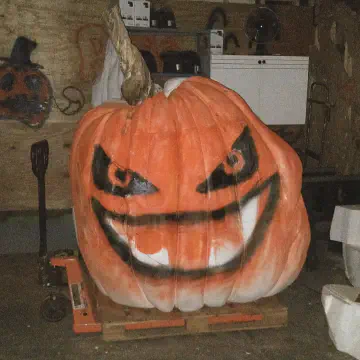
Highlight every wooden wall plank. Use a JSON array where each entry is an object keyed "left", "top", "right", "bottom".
[
  {"left": 1, "top": 0, "right": 106, "bottom": 124},
  {"left": 0, "top": 122, "right": 77, "bottom": 211},
  {"left": 308, "top": 1, "right": 360, "bottom": 174},
  {"left": 0, "top": 0, "right": 313, "bottom": 210}
]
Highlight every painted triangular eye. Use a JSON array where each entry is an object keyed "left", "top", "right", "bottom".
[
  {"left": 92, "top": 145, "right": 159, "bottom": 197},
  {"left": 196, "top": 127, "right": 258, "bottom": 193}
]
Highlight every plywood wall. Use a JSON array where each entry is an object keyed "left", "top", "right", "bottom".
[
  {"left": 0, "top": 0, "right": 106, "bottom": 211},
  {"left": 0, "top": 0, "right": 313, "bottom": 211},
  {"left": 308, "top": 0, "right": 360, "bottom": 174}
]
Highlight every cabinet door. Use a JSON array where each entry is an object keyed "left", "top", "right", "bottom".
[
  {"left": 259, "top": 67, "right": 309, "bottom": 125},
  {"left": 210, "top": 67, "right": 261, "bottom": 118}
]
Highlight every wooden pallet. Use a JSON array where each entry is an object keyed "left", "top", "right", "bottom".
[{"left": 95, "top": 290, "right": 288, "bottom": 342}]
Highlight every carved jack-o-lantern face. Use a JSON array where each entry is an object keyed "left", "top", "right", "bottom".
[
  {"left": 0, "top": 64, "right": 52, "bottom": 127},
  {"left": 70, "top": 77, "right": 310, "bottom": 312}
]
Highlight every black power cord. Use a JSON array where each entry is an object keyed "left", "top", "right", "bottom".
[{"left": 51, "top": 86, "right": 85, "bottom": 116}]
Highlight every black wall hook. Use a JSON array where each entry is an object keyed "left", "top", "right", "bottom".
[
  {"left": 206, "top": 7, "right": 228, "bottom": 29},
  {"left": 224, "top": 33, "right": 240, "bottom": 51}
]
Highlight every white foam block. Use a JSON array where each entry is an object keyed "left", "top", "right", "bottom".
[
  {"left": 330, "top": 205, "right": 360, "bottom": 247},
  {"left": 322, "top": 284, "right": 360, "bottom": 360}
]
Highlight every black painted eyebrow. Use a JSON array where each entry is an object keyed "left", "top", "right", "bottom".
[
  {"left": 196, "top": 126, "right": 259, "bottom": 193},
  {"left": 92, "top": 145, "right": 158, "bottom": 197}
]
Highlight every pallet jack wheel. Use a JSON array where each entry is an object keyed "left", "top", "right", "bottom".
[{"left": 40, "top": 293, "right": 69, "bottom": 322}]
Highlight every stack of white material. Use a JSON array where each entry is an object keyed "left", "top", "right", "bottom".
[
  {"left": 92, "top": 39, "right": 124, "bottom": 107},
  {"left": 330, "top": 205, "right": 360, "bottom": 287},
  {"left": 322, "top": 205, "right": 360, "bottom": 359}
]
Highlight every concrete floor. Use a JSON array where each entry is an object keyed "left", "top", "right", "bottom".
[
  {"left": 0, "top": 251, "right": 356, "bottom": 360},
  {"left": 0, "top": 212, "right": 77, "bottom": 254}
]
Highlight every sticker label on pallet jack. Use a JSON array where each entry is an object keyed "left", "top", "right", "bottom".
[{"left": 70, "top": 283, "right": 85, "bottom": 310}]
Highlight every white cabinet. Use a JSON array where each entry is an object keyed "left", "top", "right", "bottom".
[{"left": 209, "top": 55, "right": 309, "bottom": 125}]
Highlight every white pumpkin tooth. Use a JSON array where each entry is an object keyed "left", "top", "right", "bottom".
[
  {"left": 106, "top": 218, "right": 169, "bottom": 267},
  {"left": 107, "top": 195, "right": 258, "bottom": 270},
  {"left": 241, "top": 195, "right": 259, "bottom": 244},
  {"left": 130, "top": 243, "right": 170, "bottom": 267},
  {"left": 207, "top": 196, "right": 259, "bottom": 268},
  {"left": 106, "top": 218, "right": 128, "bottom": 244},
  {"left": 208, "top": 243, "right": 239, "bottom": 267}
]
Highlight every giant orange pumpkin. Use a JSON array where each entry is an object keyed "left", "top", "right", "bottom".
[{"left": 70, "top": 77, "right": 310, "bottom": 312}]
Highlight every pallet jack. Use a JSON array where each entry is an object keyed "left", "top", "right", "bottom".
[
  {"left": 46, "top": 256, "right": 102, "bottom": 333},
  {"left": 30, "top": 140, "right": 286, "bottom": 338},
  {"left": 31, "top": 139, "right": 101, "bottom": 333}
]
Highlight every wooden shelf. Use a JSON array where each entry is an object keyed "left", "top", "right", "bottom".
[
  {"left": 127, "top": 27, "right": 209, "bottom": 36},
  {"left": 152, "top": 72, "right": 206, "bottom": 77},
  {"left": 151, "top": 73, "right": 208, "bottom": 87}
]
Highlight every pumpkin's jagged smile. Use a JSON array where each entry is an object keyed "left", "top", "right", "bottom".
[
  {"left": 90, "top": 126, "right": 280, "bottom": 278},
  {"left": 91, "top": 172, "right": 280, "bottom": 279}
]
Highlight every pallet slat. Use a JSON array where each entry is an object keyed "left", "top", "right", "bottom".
[{"left": 95, "top": 289, "right": 288, "bottom": 342}]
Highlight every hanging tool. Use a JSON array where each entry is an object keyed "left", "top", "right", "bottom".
[
  {"left": 206, "top": 7, "right": 227, "bottom": 29},
  {"left": 224, "top": 33, "right": 240, "bottom": 54},
  {"left": 303, "top": 82, "right": 335, "bottom": 169},
  {"left": 31, "top": 139, "right": 50, "bottom": 286}
]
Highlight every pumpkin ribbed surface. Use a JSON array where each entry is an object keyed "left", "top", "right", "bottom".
[{"left": 70, "top": 77, "right": 310, "bottom": 312}]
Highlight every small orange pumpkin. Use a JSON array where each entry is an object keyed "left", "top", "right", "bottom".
[{"left": 70, "top": 77, "right": 310, "bottom": 312}]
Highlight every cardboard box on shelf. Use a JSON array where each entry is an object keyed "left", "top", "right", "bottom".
[
  {"left": 119, "top": 0, "right": 135, "bottom": 27},
  {"left": 134, "top": 1, "right": 150, "bottom": 28},
  {"left": 210, "top": 30, "right": 224, "bottom": 55}
]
